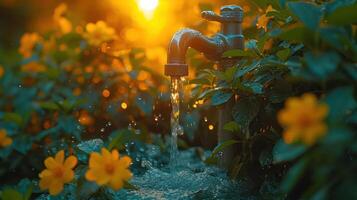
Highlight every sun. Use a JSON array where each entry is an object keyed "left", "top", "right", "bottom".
[{"left": 138, "top": 0, "right": 158, "bottom": 13}]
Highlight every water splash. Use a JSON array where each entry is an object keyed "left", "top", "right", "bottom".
[
  {"left": 111, "top": 149, "right": 255, "bottom": 200},
  {"left": 170, "top": 77, "right": 184, "bottom": 167}
]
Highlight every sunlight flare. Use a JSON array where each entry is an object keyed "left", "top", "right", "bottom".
[
  {"left": 137, "top": 0, "right": 158, "bottom": 19},
  {"left": 138, "top": 0, "right": 158, "bottom": 12}
]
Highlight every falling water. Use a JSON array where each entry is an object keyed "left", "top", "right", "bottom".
[{"left": 170, "top": 77, "right": 184, "bottom": 168}]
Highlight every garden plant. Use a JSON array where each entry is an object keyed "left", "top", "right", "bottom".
[{"left": 0, "top": 0, "right": 356, "bottom": 199}]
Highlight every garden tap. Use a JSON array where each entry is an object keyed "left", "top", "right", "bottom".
[
  {"left": 165, "top": 5, "right": 244, "bottom": 169},
  {"left": 165, "top": 5, "right": 244, "bottom": 77}
]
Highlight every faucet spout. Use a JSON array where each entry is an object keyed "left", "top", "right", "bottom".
[{"left": 165, "top": 28, "right": 227, "bottom": 77}]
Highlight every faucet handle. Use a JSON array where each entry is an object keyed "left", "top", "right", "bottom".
[
  {"left": 201, "top": 11, "right": 222, "bottom": 22},
  {"left": 201, "top": 5, "right": 243, "bottom": 23}
]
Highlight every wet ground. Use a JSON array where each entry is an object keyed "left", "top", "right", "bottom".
[{"left": 37, "top": 143, "right": 256, "bottom": 200}]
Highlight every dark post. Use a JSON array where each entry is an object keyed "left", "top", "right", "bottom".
[{"left": 217, "top": 5, "right": 244, "bottom": 169}]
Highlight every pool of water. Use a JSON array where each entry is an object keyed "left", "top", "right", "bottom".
[{"left": 111, "top": 147, "right": 256, "bottom": 200}]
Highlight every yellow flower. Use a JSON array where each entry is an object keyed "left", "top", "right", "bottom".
[
  {"left": 85, "top": 148, "right": 132, "bottom": 190},
  {"left": 19, "top": 33, "right": 40, "bottom": 58},
  {"left": 39, "top": 150, "right": 77, "bottom": 196},
  {"left": 0, "top": 129, "right": 12, "bottom": 148},
  {"left": 256, "top": 5, "right": 276, "bottom": 31},
  {"left": 43, "top": 36, "right": 56, "bottom": 54},
  {"left": 53, "top": 3, "right": 72, "bottom": 34},
  {"left": 21, "top": 62, "right": 47, "bottom": 73},
  {"left": 83, "top": 21, "right": 117, "bottom": 46},
  {"left": 278, "top": 93, "right": 329, "bottom": 145}
]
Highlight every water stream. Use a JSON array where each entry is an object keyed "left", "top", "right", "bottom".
[{"left": 169, "top": 77, "right": 184, "bottom": 168}]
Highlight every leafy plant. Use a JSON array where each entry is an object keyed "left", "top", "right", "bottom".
[{"left": 192, "top": 0, "right": 357, "bottom": 198}]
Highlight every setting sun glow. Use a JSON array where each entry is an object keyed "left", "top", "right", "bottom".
[{"left": 138, "top": 0, "right": 158, "bottom": 13}]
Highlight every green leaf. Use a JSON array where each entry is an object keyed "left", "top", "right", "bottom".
[
  {"left": 197, "top": 88, "right": 216, "bottom": 100},
  {"left": 1, "top": 188, "right": 24, "bottom": 200},
  {"left": 257, "top": 33, "right": 270, "bottom": 51},
  {"left": 325, "top": 86, "right": 357, "bottom": 122},
  {"left": 58, "top": 115, "right": 82, "bottom": 139},
  {"left": 224, "top": 66, "right": 238, "bottom": 82},
  {"left": 207, "top": 139, "right": 239, "bottom": 161},
  {"left": 288, "top": 2, "right": 322, "bottom": 30},
  {"left": 245, "top": 40, "right": 261, "bottom": 56},
  {"left": 273, "top": 140, "right": 306, "bottom": 163},
  {"left": 278, "top": 26, "right": 313, "bottom": 43},
  {"left": 235, "top": 61, "right": 260, "bottom": 78},
  {"left": 189, "top": 78, "right": 211, "bottom": 85},
  {"left": 211, "top": 90, "right": 233, "bottom": 106},
  {"left": 16, "top": 179, "right": 32, "bottom": 200},
  {"left": 232, "top": 96, "right": 260, "bottom": 127},
  {"left": 276, "top": 48, "right": 291, "bottom": 61},
  {"left": 259, "top": 150, "right": 273, "bottom": 167},
  {"left": 326, "top": 3, "right": 357, "bottom": 25},
  {"left": 246, "top": 39, "right": 258, "bottom": 50},
  {"left": 243, "top": 82, "right": 263, "bottom": 94},
  {"left": 305, "top": 51, "right": 340, "bottom": 79},
  {"left": 281, "top": 158, "right": 308, "bottom": 193},
  {"left": 123, "top": 182, "right": 139, "bottom": 190},
  {"left": 76, "top": 180, "right": 99, "bottom": 200},
  {"left": 38, "top": 101, "right": 59, "bottom": 110},
  {"left": 108, "top": 129, "right": 135, "bottom": 150},
  {"left": 223, "top": 49, "right": 254, "bottom": 57},
  {"left": 77, "top": 139, "right": 104, "bottom": 154},
  {"left": 310, "top": 186, "right": 328, "bottom": 200},
  {"left": 2, "top": 112, "right": 23, "bottom": 126},
  {"left": 324, "top": 128, "right": 352, "bottom": 144},
  {"left": 223, "top": 121, "right": 240, "bottom": 132}
]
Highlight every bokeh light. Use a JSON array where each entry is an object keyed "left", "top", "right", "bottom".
[
  {"left": 208, "top": 124, "right": 214, "bottom": 130},
  {"left": 121, "top": 102, "right": 128, "bottom": 110},
  {"left": 102, "top": 89, "right": 111, "bottom": 98}
]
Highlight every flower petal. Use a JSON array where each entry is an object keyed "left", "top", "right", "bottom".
[
  {"left": 121, "top": 169, "right": 133, "bottom": 181},
  {"left": 44, "top": 157, "right": 57, "bottom": 169},
  {"left": 86, "top": 167, "right": 110, "bottom": 185},
  {"left": 119, "top": 156, "right": 132, "bottom": 168},
  {"left": 55, "top": 150, "right": 65, "bottom": 164},
  {"left": 0, "top": 130, "right": 6, "bottom": 139},
  {"left": 39, "top": 169, "right": 52, "bottom": 178},
  {"left": 64, "top": 156, "right": 77, "bottom": 169},
  {"left": 49, "top": 181, "right": 64, "bottom": 196},
  {"left": 2, "top": 137, "right": 12, "bottom": 147},
  {"left": 39, "top": 176, "right": 52, "bottom": 190},
  {"left": 89, "top": 152, "right": 102, "bottom": 168},
  {"left": 101, "top": 148, "right": 111, "bottom": 159},
  {"left": 62, "top": 169, "right": 74, "bottom": 183},
  {"left": 85, "top": 170, "right": 97, "bottom": 181},
  {"left": 111, "top": 149, "right": 119, "bottom": 160},
  {"left": 109, "top": 178, "right": 123, "bottom": 191}
]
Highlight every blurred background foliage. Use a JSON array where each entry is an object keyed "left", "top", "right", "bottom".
[{"left": 0, "top": 0, "right": 357, "bottom": 199}]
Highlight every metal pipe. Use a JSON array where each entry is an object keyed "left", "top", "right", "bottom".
[
  {"left": 165, "top": 5, "right": 244, "bottom": 169},
  {"left": 164, "top": 28, "right": 226, "bottom": 77}
]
